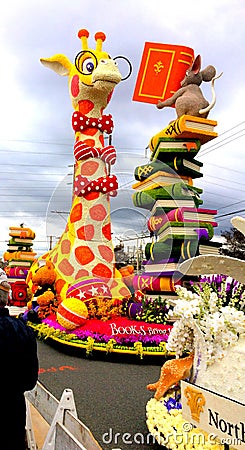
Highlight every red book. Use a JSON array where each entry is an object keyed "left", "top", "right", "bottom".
[
  {"left": 132, "top": 42, "right": 194, "bottom": 105},
  {"left": 148, "top": 207, "right": 218, "bottom": 233}
]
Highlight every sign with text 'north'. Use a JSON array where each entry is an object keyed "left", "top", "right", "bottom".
[{"left": 181, "top": 380, "right": 245, "bottom": 449}]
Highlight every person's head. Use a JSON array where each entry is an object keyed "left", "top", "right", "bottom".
[{"left": 0, "top": 282, "right": 11, "bottom": 307}]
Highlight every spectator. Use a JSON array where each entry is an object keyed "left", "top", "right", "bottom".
[{"left": 0, "top": 277, "right": 39, "bottom": 450}]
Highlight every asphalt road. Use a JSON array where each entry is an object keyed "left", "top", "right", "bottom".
[{"left": 37, "top": 339, "right": 165, "bottom": 450}]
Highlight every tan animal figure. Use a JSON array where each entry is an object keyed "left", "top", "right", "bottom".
[
  {"left": 156, "top": 55, "right": 220, "bottom": 118},
  {"left": 147, "top": 353, "right": 194, "bottom": 400},
  {"left": 26, "top": 29, "right": 132, "bottom": 306}
]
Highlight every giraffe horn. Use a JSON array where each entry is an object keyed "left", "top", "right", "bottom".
[{"left": 95, "top": 31, "right": 106, "bottom": 52}]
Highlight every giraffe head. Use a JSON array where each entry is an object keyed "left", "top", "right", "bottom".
[{"left": 40, "top": 29, "right": 122, "bottom": 113}]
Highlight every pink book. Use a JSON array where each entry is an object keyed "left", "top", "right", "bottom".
[{"left": 148, "top": 207, "right": 218, "bottom": 233}]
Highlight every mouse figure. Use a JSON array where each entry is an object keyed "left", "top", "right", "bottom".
[{"left": 157, "top": 55, "right": 222, "bottom": 118}]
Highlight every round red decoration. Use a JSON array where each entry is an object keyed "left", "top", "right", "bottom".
[
  {"left": 92, "top": 263, "right": 112, "bottom": 279},
  {"left": 75, "top": 246, "right": 95, "bottom": 265},
  {"left": 89, "top": 204, "right": 107, "bottom": 221}
]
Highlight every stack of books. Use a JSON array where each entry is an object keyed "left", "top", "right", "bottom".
[
  {"left": 4, "top": 226, "right": 36, "bottom": 306},
  {"left": 132, "top": 115, "right": 221, "bottom": 299}
]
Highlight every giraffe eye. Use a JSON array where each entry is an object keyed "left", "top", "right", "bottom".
[
  {"left": 82, "top": 58, "right": 94, "bottom": 74},
  {"left": 75, "top": 51, "right": 98, "bottom": 75}
]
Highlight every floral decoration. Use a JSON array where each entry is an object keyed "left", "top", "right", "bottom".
[
  {"left": 136, "top": 295, "right": 172, "bottom": 324},
  {"left": 86, "top": 297, "right": 123, "bottom": 321},
  {"left": 146, "top": 395, "right": 223, "bottom": 449},
  {"left": 166, "top": 276, "right": 245, "bottom": 364},
  {"left": 29, "top": 315, "right": 172, "bottom": 357},
  {"left": 146, "top": 275, "right": 245, "bottom": 448}
]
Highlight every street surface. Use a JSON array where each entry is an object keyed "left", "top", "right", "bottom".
[{"left": 37, "top": 340, "right": 164, "bottom": 450}]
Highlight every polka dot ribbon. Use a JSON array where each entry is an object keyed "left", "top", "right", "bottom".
[
  {"left": 74, "top": 141, "right": 116, "bottom": 165},
  {"left": 72, "top": 112, "right": 114, "bottom": 134},
  {"left": 74, "top": 174, "right": 118, "bottom": 197}
]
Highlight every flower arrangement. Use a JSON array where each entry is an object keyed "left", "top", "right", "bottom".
[
  {"left": 167, "top": 276, "right": 245, "bottom": 364},
  {"left": 136, "top": 295, "right": 171, "bottom": 324},
  {"left": 146, "top": 275, "right": 245, "bottom": 448},
  {"left": 146, "top": 394, "right": 223, "bottom": 449},
  {"left": 29, "top": 314, "right": 172, "bottom": 358},
  {"left": 86, "top": 297, "right": 123, "bottom": 321}
]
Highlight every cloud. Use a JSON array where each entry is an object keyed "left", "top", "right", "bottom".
[{"left": 0, "top": 0, "right": 244, "bottom": 258}]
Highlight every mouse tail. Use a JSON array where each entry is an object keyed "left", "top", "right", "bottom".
[{"left": 199, "top": 72, "right": 223, "bottom": 115}]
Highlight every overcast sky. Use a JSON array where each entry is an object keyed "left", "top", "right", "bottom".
[{"left": 0, "top": 0, "right": 244, "bottom": 256}]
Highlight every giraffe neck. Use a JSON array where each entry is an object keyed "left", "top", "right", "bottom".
[{"left": 48, "top": 102, "right": 115, "bottom": 285}]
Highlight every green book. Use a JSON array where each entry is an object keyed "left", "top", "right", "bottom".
[
  {"left": 151, "top": 138, "right": 201, "bottom": 161},
  {"left": 145, "top": 239, "right": 199, "bottom": 261},
  {"left": 160, "top": 156, "right": 203, "bottom": 177},
  {"left": 132, "top": 182, "right": 203, "bottom": 211},
  {"left": 145, "top": 238, "right": 221, "bottom": 261},
  {"left": 134, "top": 159, "right": 165, "bottom": 181},
  {"left": 156, "top": 221, "right": 214, "bottom": 242},
  {"left": 134, "top": 157, "right": 203, "bottom": 181}
]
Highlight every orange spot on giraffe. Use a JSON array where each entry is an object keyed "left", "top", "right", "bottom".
[
  {"left": 99, "top": 135, "right": 105, "bottom": 146},
  {"left": 107, "top": 91, "right": 113, "bottom": 104},
  {"left": 55, "top": 278, "right": 66, "bottom": 295},
  {"left": 119, "top": 286, "right": 131, "bottom": 298},
  {"left": 98, "top": 245, "right": 114, "bottom": 263},
  {"left": 53, "top": 252, "right": 58, "bottom": 264},
  {"left": 61, "top": 239, "right": 71, "bottom": 254},
  {"left": 82, "top": 128, "right": 97, "bottom": 136},
  {"left": 81, "top": 160, "right": 99, "bottom": 176},
  {"left": 76, "top": 224, "right": 95, "bottom": 240},
  {"left": 92, "top": 263, "right": 112, "bottom": 279},
  {"left": 89, "top": 203, "right": 107, "bottom": 221},
  {"left": 78, "top": 100, "right": 94, "bottom": 114},
  {"left": 110, "top": 279, "right": 118, "bottom": 289},
  {"left": 58, "top": 259, "right": 75, "bottom": 276},
  {"left": 83, "top": 138, "right": 96, "bottom": 147},
  {"left": 70, "top": 203, "right": 83, "bottom": 223},
  {"left": 71, "top": 75, "right": 80, "bottom": 97},
  {"left": 75, "top": 269, "right": 90, "bottom": 280},
  {"left": 75, "top": 246, "right": 95, "bottom": 265},
  {"left": 102, "top": 223, "right": 111, "bottom": 240},
  {"left": 84, "top": 191, "right": 100, "bottom": 201}
]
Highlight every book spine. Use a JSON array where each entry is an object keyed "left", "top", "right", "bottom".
[
  {"left": 132, "top": 192, "right": 155, "bottom": 210},
  {"left": 147, "top": 215, "right": 169, "bottom": 232},
  {"left": 132, "top": 274, "right": 176, "bottom": 292},
  {"left": 145, "top": 239, "right": 199, "bottom": 261},
  {"left": 134, "top": 160, "right": 163, "bottom": 181}
]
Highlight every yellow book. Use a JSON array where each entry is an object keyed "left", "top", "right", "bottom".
[
  {"left": 132, "top": 170, "right": 193, "bottom": 191},
  {"left": 149, "top": 114, "right": 218, "bottom": 151}
]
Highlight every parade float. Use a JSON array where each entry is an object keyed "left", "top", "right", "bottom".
[
  {"left": 20, "top": 28, "right": 231, "bottom": 362},
  {"left": 23, "top": 29, "right": 179, "bottom": 359}
]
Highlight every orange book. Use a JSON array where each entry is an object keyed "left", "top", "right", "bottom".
[
  {"left": 149, "top": 115, "right": 218, "bottom": 149},
  {"left": 132, "top": 42, "right": 194, "bottom": 105}
]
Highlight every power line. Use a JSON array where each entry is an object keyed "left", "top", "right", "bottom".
[
  {"left": 216, "top": 208, "right": 245, "bottom": 218},
  {"left": 199, "top": 129, "right": 245, "bottom": 156}
]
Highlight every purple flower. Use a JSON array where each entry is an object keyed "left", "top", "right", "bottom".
[{"left": 164, "top": 395, "right": 182, "bottom": 412}]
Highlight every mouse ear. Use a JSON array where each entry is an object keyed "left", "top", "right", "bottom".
[{"left": 191, "top": 54, "right": 201, "bottom": 74}]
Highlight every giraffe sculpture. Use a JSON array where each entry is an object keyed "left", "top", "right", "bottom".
[{"left": 27, "top": 29, "right": 131, "bottom": 313}]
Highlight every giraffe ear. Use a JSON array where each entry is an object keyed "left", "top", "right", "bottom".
[{"left": 40, "top": 54, "right": 72, "bottom": 76}]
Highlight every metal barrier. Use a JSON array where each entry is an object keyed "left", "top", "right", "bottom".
[{"left": 25, "top": 381, "right": 102, "bottom": 450}]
